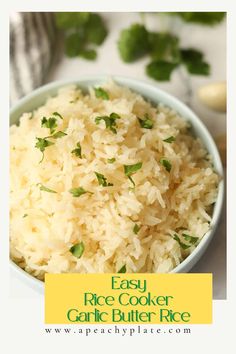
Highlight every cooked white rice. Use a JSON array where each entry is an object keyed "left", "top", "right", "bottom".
[{"left": 10, "top": 81, "right": 219, "bottom": 279}]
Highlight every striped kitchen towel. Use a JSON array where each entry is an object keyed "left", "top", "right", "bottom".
[{"left": 10, "top": 12, "right": 58, "bottom": 105}]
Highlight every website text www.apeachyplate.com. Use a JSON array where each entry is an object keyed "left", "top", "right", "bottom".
[{"left": 44, "top": 325, "right": 191, "bottom": 337}]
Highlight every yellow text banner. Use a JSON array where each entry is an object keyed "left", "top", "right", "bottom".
[{"left": 45, "top": 273, "right": 212, "bottom": 324}]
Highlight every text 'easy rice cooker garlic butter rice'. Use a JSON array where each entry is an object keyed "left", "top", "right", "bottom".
[{"left": 10, "top": 81, "right": 219, "bottom": 280}]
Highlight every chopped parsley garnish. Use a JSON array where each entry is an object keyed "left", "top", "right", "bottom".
[
  {"left": 94, "top": 87, "right": 109, "bottom": 100},
  {"left": 118, "top": 265, "right": 126, "bottom": 273},
  {"left": 35, "top": 137, "right": 54, "bottom": 163},
  {"left": 38, "top": 184, "right": 57, "bottom": 193},
  {"left": 124, "top": 162, "right": 142, "bottom": 186},
  {"left": 71, "top": 142, "right": 82, "bottom": 158},
  {"left": 173, "top": 233, "right": 199, "bottom": 249},
  {"left": 94, "top": 172, "right": 113, "bottom": 187},
  {"left": 107, "top": 158, "right": 116, "bottom": 163},
  {"left": 69, "top": 187, "right": 92, "bottom": 197},
  {"left": 160, "top": 158, "right": 172, "bottom": 172},
  {"left": 49, "top": 131, "right": 67, "bottom": 139},
  {"left": 95, "top": 112, "right": 120, "bottom": 134},
  {"left": 41, "top": 117, "right": 57, "bottom": 134},
  {"left": 138, "top": 114, "right": 154, "bottom": 129},
  {"left": 23, "top": 214, "right": 28, "bottom": 218},
  {"left": 173, "top": 234, "right": 190, "bottom": 250},
  {"left": 133, "top": 224, "right": 141, "bottom": 234},
  {"left": 182, "top": 233, "right": 199, "bottom": 244},
  {"left": 52, "top": 112, "right": 63, "bottom": 119},
  {"left": 163, "top": 136, "right": 175, "bottom": 143},
  {"left": 70, "top": 242, "right": 85, "bottom": 258}
]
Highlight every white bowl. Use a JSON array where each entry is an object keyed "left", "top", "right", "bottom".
[{"left": 10, "top": 75, "right": 224, "bottom": 293}]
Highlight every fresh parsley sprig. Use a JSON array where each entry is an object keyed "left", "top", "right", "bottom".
[
  {"left": 95, "top": 112, "right": 120, "bottom": 134},
  {"left": 35, "top": 138, "right": 54, "bottom": 163},
  {"left": 35, "top": 130, "right": 67, "bottom": 163},
  {"left": 55, "top": 13, "right": 108, "bottom": 61},
  {"left": 41, "top": 117, "right": 57, "bottom": 134},
  {"left": 117, "top": 13, "right": 225, "bottom": 81}
]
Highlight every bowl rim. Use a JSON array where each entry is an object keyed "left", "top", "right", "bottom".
[{"left": 10, "top": 74, "right": 224, "bottom": 289}]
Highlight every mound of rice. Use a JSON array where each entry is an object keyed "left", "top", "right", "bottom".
[{"left": 10, "top": 81, "right": 219, "bottom": 279}]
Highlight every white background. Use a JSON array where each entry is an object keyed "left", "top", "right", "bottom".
[{"left": 1, "top": 1, "right": 236, "bottom": 353}]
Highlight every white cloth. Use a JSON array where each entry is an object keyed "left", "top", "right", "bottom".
[{"left": 10, "top": 12, "right": 58, "bottom": 104}]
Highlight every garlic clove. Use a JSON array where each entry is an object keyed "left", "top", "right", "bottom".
[{"left": 198, "top": 82, "right": 226, "bottom": 112}]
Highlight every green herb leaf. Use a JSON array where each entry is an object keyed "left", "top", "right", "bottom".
[
  {"left": 172, "top": 12, "right": 226, "bottom": 26},
  {"left": 69, "top": 187, "right": 91, "bottom": 197},
  {"left": 55, "top": 13, "right": 107, "bottom": 60},
  {"left": 95, "top": 112, "right": 120, "bottom": 134},
  {"left": 118, "top": 23, "right": 149, "bottom": 62},
  {"left": 146, "top": 60, "right": 179, "bottom": 81},
  {"left": 53, "top": 112, "right": 63, "bottom": 120},
  {"left": 79, "top": 49, "right": 97, "bottom": 60},
  {"left": 124, "top": 162, "right": 142, "bottom": 186},
  {"left": 23, "top": 214, "right": 28, "bottom": 218},
  {"left": 94, "top": 172, "right": 113, "bottom": 187},
  {"left": 185, "top": 60, "right": 210, "bottom": 76},
  {"left": 149, "top": 32, "right": 181, "bottom": 63},
  {"left": 39, "top": 184, "right": 57, "bottom": 194},
  {"left": 160, "top": 158, "right": 172, "bottom": 172},
  {"left": 133, "top": 224, "right": 141, "bottom": 234},
  {"left": 138, "top": 114, "right": 154, "bottom": 129},
  {"left": 181, "top": 48, "right": 203, "bottom": 62},
  {"left": 182, "top": 233, "right": 199, "bottom": 245},
  {"left": 70, "top": 242, "right": 85, "bottom": 258},
  {"left": 71, "top": 142, "right": 82, "bottom": 158},
  {"left": 107, "top": 158, "right": 116, "bottom": 163},
  {"left": 35, "top": 137, "right": 54, "bottom": 162},
  {"left": 35, "top": 137, "right": 54, "bottom": 153},
  {"left": 94, "top": 87, "right": 109, "bottom": 100},
  {"left": 85, "top": 13, "right": 108, "bottom": 45},
  {"left": 181, "top": 49, "right": 210, "bottom": 76},
  {"left": 118, "top": 265, "right": 126, "bottom": 273},
  {"left": 173, "top": 234, "right": 191, "bottom": 250},
  {"left": 55, "top": 12, "right": 90, "bottom": 29},
  {"left": 49, "top": 131, "right": 67, "bottom": 139},
  {"left": 65, "top": 32, "right": 84, "bottom": 57},
  {"left": 124, "top": 162, "right": 142, "bottom": 176},
  {"left": 41, "top": 117, "right": 57, "bottom": 134},
  {"left": 163, "top": 136, "right": 175, "bottom": 143}
]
